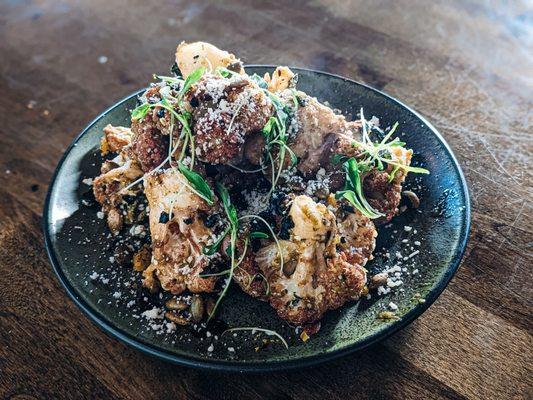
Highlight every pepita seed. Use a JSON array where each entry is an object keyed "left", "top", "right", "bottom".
[
  {"left": 164, "top": 311, "right": 190, "bottom": 325},
  {"left": 165, "top": 297, "right": 189, "bottom": 311},
  {"left": 282, "top": 259, "right": 297, "bottom": 277},
  {"left": 190, "top": 295, "right": 205, "bottom": 322},
  {"left": 132, "top": 245, "right": 151, "bottom": 272},
  {"left": 205, "top": 297, "right": 215, "bottom": 317},
  {"left": 402, "top": 190, "right": 420, "bottom": 209},
  {"left": 370, "top": 273, "right": 388, "bottom": 288}
]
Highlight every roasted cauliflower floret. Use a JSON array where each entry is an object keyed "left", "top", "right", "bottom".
[
  {"left": 142, "top": 168, "right": 220, "bottom": 294},
  {"left": 243, "top": 91, "right": 362, "bottom": 178},
  {"left": 189, "top": 74, "right": 272, "bottom": 164},
  {"left": 252, "top": 195, "right": 371, "bottom": 326},
  {"left": 363, "top": 146, "right": 412, "bottom": 221},
  {"left": 264, "top": 66, "right": 296, "bottom": 92},
  {"left": 175, "top": 41, "right": 244, "bottom": 78},
  {"left": 93, "top": 152, "right": 143, "bottom": 234},
  {"left": 101, "top": 124, "right": 133, "bottom": 155}
]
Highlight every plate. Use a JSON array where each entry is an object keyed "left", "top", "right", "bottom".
[{"left": 43, "top": 66, "right": 470, "bottom": 372}]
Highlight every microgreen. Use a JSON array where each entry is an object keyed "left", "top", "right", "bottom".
[
  {"left": 177, "top": 162, "right": 214, "bottom": 205},
  {"left": 131, "top": 103, "right": 151, "bottom": 120},
  {"left": 250, "top": 231, "right": 269, "bottom": 239},
  {"left": 203, "top": 227, "right": 230, "bottom": 256},
  {"left": 335, "top": 157, "right": 383, "bottom": 219},
  {"left": 178, "top": 66, "right": 206, "bottom": 99},
  {"left": 207, "top": 183, "right": 239, "bottom": 322}
]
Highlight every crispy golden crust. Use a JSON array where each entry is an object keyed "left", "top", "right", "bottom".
[
  {"left": 92, "top": 156, "right": 143, "bottom": 233},
  {"left": 101, "top": 124, "right": 133, "bottom": 154},
  {"left": 363, "top": 147, "right": 412, "bottom": 222},
  {"left": 249, "top": 196, "right": 374, "bottom": 326},
  {"left": 142, "top": 169, "right": 219, "bottom": 294},
  {"left": 189, "top": 74, "right": 272, "bottom": 164}
]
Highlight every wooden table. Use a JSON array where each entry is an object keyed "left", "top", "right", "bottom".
[{"left": 1, "top": 1, "right": 531, "bottom": 399}]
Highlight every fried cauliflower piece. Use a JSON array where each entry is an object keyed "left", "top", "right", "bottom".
[
  {"left": 93, "top": 149, "right": 143, "bottom": 234},
  {"left": 363, "top": 146, "right": 412, "bottom": 221},
  {"left": 100, "top": 124, "right": 133, "bottom": 155},
  {"left": 264, "top": 66, "right": 296, "bottom": 92},
  {"left": 252, "top": 195, "right": 373, "bottom": 325},
  {"left": 175, "top": 41, "right": 244, "bottom": 78},
  {"left": 188, "top": 74, "right": 272, "bottom": 164},
  {"left": 243, "top": 90, "right": 362, "bottom": 178},
  {"left": 142, "top": 168, "right": 219, "bottom": 294}
]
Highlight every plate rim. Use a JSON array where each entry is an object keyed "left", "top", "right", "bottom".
[{"left": 43, "top": 66, "right": 471, "bottom": 372}]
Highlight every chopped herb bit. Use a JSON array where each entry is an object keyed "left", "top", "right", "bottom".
[
  {"left": 250, "top": 231, "right": 269, "bottom": 239},
  {"left": 178, "top": 162, "right": 214, "bottom": 205}
]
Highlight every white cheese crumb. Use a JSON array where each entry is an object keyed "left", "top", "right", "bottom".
[
  {"left": 389, "top": 302, "right": 398, "bottom": 311},
  {"left": 141, "top": 307, "right": 164, "bottom": 320},
  {"left": 404, "top": 226, "right": 412, "bottom": 232}
]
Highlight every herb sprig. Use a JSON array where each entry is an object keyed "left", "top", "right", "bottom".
[
  {"left": 207, "top": 183, "right": 239, "bottom": 322},
  {"left": 335, "top": 157, "right": 383, "bottom": 219},
  {"left": 215, "top": 67, "right": 298, "bottom": 194},
  {"left": 334, "top": 110, "right": 429, "bottom": 219},
  {"left": 123, "top": 67, "right": 207, "bottom": 194}
]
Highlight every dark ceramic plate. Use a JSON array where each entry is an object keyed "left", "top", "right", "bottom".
[{"left": 43, "top": 66, "right": 470, "bottom": 372}]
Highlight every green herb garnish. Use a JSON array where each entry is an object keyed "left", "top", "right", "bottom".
[
  {"left": 250, "top": 231, "right": 269, "bottom": 239},
  {"left": 335, "top": 157, "right": 383, "bottom": 219},
  {"left": 207, "top": 183, "right": 239, "bottom": 321},
  {"left": 177, "top": 162, "right": 214, "bottom": 205},
  {"left": 131, "top": 103, "right": 151, "bottom": 120},
  {"left": 178, "top": 66, "right": 206, "bottom": 99}
]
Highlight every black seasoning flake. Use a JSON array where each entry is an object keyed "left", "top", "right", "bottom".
[
  {"left": 156, "top": 108, "right": 166, "bottom": 118},
  {"left": 204, "top": 213, "right": 219, "bottom": 228},
  {"left": 183, "top": 217, "right": 193, "bottom": 225},
  {"left": 171, "top": 62, "right": 181, "bottom": 76},
  {"left": 189, "top": 96, "right": 199, "bottom": 108},
  {"left": 296, "top": 95, "right": 308, "bottom": 107},
  {"left": 159, "top": 211, "right": 170, "bottom": 224}
]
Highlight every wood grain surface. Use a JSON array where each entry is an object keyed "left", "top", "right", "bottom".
[{"left": 0, "top": 1, "right": 532, "bottom": 399}]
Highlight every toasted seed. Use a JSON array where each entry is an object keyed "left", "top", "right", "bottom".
[
  {"left": 378, "top": 311, "right": 399, "bottom": 320},
  {"left": 370, "top": 273, "right": 388, "bottom": 288},
  {"left": 282, "top": 259, "right": 297, "bottom": 277},
  {"left": 205, "top": 297, "right": 215, "bottom": 317},
  {"left": 132, "top": 245, "right": 151, "bottom": 272},
  {"left": 402, "top": 190, "right": 420, "bottom": 209},
  {"left": 164, "top": 311, "right": 190, "bottom": 325},
  {"left": 165, "top": 297, "right": 189, "bottom": 311},
  {"left": 142, "top": 268, "right": 160, "bottom": 293},
  {"left": 107, "top": 208, "right": 123, "bottom": 234},
  {"left": 190, "top": 295, "right": 205, "bottom": 322}
]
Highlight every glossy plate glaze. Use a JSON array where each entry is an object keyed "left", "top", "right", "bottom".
[{"left": 43, "top": 66, "right": 470, "bottom": 372}]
